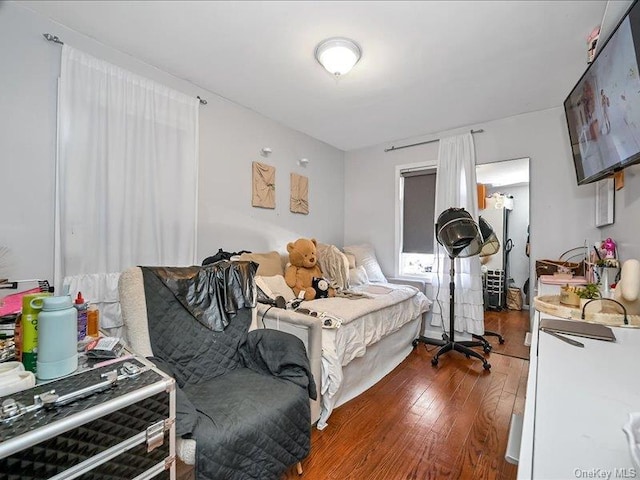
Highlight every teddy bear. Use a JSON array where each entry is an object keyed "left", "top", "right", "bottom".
[{"left": 285, "top": 238, "right": 335, "bottom": 300}]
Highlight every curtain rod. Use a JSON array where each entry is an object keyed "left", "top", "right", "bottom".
[
  {"left": 384, "top": 128, "right": 485, "bottom": 153},
  {"left": 42, "top": 33, "right": 208, "bottom": 105}
]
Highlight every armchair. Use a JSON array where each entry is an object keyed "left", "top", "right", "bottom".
[{"left": 118, "top": 262, "right": 316, "bottom": 480}]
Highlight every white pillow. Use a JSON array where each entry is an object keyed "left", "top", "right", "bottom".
[
  {"left": 255, "top": 275, "right": 296, "bottom": 302},
  {"left": 344, "top": 253, "right": 356, "bottom": 270},
  {"left": 343, "top": 244, "right": 387, "bottom": 283},
  {"left": 348, "top": 266, "right": 369, "bottom": 287}
]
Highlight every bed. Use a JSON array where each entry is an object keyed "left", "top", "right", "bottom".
[{"left": 247, "top": 244, "right": 431, "bottom": 429}]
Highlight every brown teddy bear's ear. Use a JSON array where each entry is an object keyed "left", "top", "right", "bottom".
[
  {"left": 287, "top": 242, "right": 295, "bottom": 253},
  {"left": 311, "top": 238, "right": 317, "bottom": 246}
]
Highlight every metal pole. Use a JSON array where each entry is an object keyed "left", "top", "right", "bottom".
[
  {"left": 42, "top": 33, "right": 208, "bottom": 105},
  {"left": 384, "top": 128, "right": 484, "bottom": 153}
]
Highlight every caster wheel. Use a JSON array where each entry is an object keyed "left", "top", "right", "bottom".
[
  {"left": 484, "top": 346, "right": 492, "bottom": 354},
  {"left": 499, "top": 338, "right": 505, "bottom": 344},
  {"left": 431, "top": 357, "right": 439, "bottom": 366},
  {"left": 412, "top": 339, "right": 419, "bottom": 348},
  {"left": 483, "top": 362, "right": 491, "bottom": 370}
]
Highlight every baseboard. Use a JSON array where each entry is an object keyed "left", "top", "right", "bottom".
[{"left": 505, "top": 413, "right": 523, "bottom": 465}]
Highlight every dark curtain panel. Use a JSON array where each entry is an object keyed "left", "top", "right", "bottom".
[{"left": 402, "top": 170, "right": 436, "bottom": 254}]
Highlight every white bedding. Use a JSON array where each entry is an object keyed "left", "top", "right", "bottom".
[{"left": 302, "top": 283, "right": 431, "bottom": 429}]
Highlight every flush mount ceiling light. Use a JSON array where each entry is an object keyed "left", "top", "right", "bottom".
[{"left": 315, "top": 37, "right": 361, "bottom": 77}]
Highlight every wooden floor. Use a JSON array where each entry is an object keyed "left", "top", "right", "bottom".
[
  {"left": 284, "top": 308, "right": 531, "bottom": 480},
  {"left": 483, "top": 309, "right": 531, "bottom": 360}
]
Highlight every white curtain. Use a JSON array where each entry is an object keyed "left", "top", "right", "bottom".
[
  {"left": 431, "top": 133, "right": 485, "bottom": 335},
  {"left": 55, "top": 46, "right": 199, "bottom": 329}
]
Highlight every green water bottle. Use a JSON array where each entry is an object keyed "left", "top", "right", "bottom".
[{"left": 20, "top": 292, "right": 52, "bottom": 373}]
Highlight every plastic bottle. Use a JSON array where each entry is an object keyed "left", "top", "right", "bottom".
[
  {"left": 87, "top": 304, "right": 100, "bottom": 337},
  {"left": 19, "top": 292, "right": 52, "bottom": 373},
  {"left": 74, "top": 292, "right": 88, "bottom": 340},
  {"left": 36, "top": 295, "right": 78, "bottom": 380}
]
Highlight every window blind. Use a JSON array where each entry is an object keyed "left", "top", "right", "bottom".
[{"left": 402, "top": 170, "right": 436, "bottom": 254}]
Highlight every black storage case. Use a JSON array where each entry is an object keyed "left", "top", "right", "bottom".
[{"left": 0, "top": 357, "right": 175, "bottom": 480}]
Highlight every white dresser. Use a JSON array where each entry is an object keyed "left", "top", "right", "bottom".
[{"left": 517, "top": 305, "right": 640, "bottom": 479}]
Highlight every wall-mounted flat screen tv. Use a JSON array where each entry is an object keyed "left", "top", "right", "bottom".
[{"left": 564, "top": 0, "right": 640, "bottom": 185}]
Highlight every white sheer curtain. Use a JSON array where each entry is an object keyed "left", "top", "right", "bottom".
[
  {"left": 431, "top": 133, "right": 485, "bottom": 335},
  {"left": 55, "top": 46, "right": 199, "bottom": 329}
]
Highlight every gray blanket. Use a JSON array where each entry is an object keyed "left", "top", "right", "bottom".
[{"left": 142, "top": 262, "right": 315, "bottom": 479}]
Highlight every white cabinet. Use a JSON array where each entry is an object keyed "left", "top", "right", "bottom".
[{"left": 517, "top": 305, "right": 640, "bottom": 479}]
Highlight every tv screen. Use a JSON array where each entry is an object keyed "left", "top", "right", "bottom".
[{"left": 564, "top": 0, "right": 640, "bottom": 185}]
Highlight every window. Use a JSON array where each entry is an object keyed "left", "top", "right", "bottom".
[{"left": 399, "top": 168, "right": 437, "bottom": 276}]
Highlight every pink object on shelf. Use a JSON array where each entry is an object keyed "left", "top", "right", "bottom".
[
  {"left": 92, "top": 354, "right": 134, "bottom": 369},
  {"left": 0, "top": 287, "right": 43, "bottom": 317},
  {"left": 603, "top": 238, "right": 617, "bottom": 258},
  {"left": 539, "top": 275, "right": 588, "bottom": 286}
]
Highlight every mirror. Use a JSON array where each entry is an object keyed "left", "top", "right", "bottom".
[{"left": 476, "top": 158, "right": 530, "bottom": 309}]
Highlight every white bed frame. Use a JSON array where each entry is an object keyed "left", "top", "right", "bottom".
[
  {"left": 258, "top": 277, "right": 428, "bottom": 428},
  {"left": 333, "top": 316, "right": 421, "bottom": 408}
]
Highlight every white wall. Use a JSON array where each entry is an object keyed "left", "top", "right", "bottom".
[
  {"left": 344, "top": 107, "right": 603, "bottom": 281},
  {"left": 598, "top": 164, "right": 640, "bottom": 261},
  {"left": 0, "top": 2, "right": 344, "bottom": 285}
]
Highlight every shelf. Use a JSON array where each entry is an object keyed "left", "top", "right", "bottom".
[{"left": 533, "top": 295, "right": 640, "bottom": 327}]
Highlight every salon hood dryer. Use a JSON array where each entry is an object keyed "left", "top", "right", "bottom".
[{"left": 413, "top": 207, "right": 497, "bottom": 370}]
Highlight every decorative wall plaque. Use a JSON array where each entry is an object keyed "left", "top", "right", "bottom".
[
  {"left": 252, "top": 162, "right": 276, "bottom": 209},
  {"left": 290, "top": 173, "right": 309, "bottom": 214}
]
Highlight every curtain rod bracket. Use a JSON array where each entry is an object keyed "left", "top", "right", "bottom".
[
  {"left": 43, "top": 33, "right": 64, "bottom": 45},
  {"left": 384, "top": 129, "right": 485, "bottom": 153}
]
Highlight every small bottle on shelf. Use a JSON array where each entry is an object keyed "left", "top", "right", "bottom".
[
  {"left": 87, "top": 304, "right": 100, "bottom": 337},
  {"left": 74, "top": 292, "right": 88, "bottom": 340}
]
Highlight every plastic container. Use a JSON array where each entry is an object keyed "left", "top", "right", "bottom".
[
  {"left": 74, "top": 292, "right": 88, "bottom": 340},
  {"left": 87, "top": 304, "right": 100, "bottom": 337},
  {"left": 19, "top": 292, "right": 52, "bottom": 373},
  {"left": 32, "top": 295, "right": 78, "bottom": 380}
]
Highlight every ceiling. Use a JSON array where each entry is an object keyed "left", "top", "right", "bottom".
[
  {"left": 20, "top": 1, "right": 625, "bottom": 151},
  {"left": 476, "top": 158, "right": 529, "bottom": 187}
]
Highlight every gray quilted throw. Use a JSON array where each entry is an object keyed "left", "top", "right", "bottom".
[{"left": 141, "top": 262, "right": 314, "bottom": 479}]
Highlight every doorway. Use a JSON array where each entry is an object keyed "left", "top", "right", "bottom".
[{"left": 476, "top": 158, "right": 530, "bottom": 359}]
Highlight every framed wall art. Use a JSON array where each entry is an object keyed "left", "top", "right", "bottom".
[
  {"left": 252, "top": 161, "right": 276, "bottom": 209},
  {"left": 595, "top": 177, "right": 614, "bottom": 227},
  {"left": 290, "top": 173, "right": 309, "bottom": 214}
]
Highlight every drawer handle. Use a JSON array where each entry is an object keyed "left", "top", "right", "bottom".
[{"left": 1, "top": 362, "right": 149, "bottom": 423}]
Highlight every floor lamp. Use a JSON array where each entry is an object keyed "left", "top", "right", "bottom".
[{"left": 413, "top": 208, "right": 499, "bottom": 370}]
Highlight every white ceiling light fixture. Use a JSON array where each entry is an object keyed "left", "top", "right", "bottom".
[{"left": 315, "top": 37, "right": 361, "bottom": 77}]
